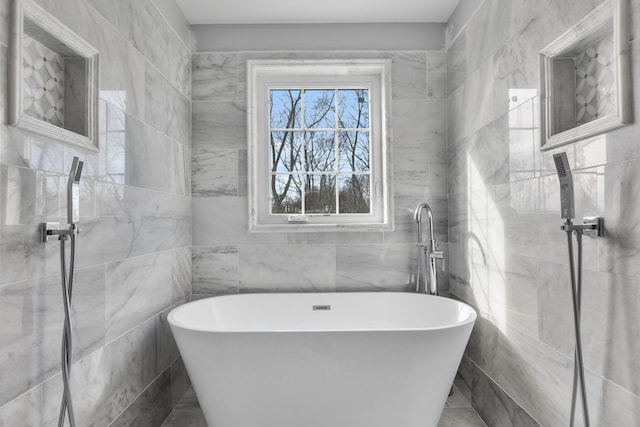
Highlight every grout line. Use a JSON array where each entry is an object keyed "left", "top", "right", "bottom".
[
  {"left": 461, "top": 354, "right": 542, "bottom": 426},
  {"left": 149, "top": 0, "right": 192, "bottom": 53},
  {"left": 445, "top": 0, "right": 488, "bottom": 50},
  {"left": 107, "top": 367, "right": 172, "bottom": 426}
]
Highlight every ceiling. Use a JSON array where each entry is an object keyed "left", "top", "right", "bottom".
[{"left": 175, "top": 0, "right": 461, "bottom": 25}]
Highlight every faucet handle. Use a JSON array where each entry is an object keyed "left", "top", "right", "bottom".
[{"left": 430, "top": 250, "right": 446, "bottom": 271}]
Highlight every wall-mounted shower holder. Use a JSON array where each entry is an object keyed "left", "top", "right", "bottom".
[
  {"left": 40, "top": 222, "right": 79, "bottom": 242},
  {"left": 560, "top": 216, "right": 604, "bottom": 237}
]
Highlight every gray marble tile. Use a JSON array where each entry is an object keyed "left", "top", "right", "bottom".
[
  {"left": 192, "top": 54, "right": 238, "bottom": 101},
  {"left": 105, "top": 252, "right": 174, "bottom": 342},
  {"left": 106, "top": 321, "right": 156, "bottom": 421},
  {"left": 152, "top": 0, "right": 192, "bottom": 47},
  {"left": 497, "top": 253, "right": 539, "bottom": 339},
  {"left": 140, "top": 192, "right": 192, "bottom": 254},
  {"left": 172, "top": 247, "right": 192, "bottom": 304},
  {"left": 0, "top": 380, "right": 51, "bottom": 426},
  {"left": 157, "top": 304, "right": 181, "bottom": 371},
  {"left": 287, "top": 231, "right": 383, "bottom": 245},
  {"left": 76, "top": 216, "right": 143, "bottom": 267},
  {"left": 0, "top": 165, "right": 38, "bottom": 226},
  {"left": 237, "top": 149, "right": 248, "bottom": 197},
  {"left": 393, "top": 145, "right": 431, "bottom": 198},
  {"left": 101, "top": 38, "right": 147, "bottom": 120},
  {"left": 192, "top": 246, "right": 239, "bottom": 295},
  {"left": 447, "top": 135, "right": 471, "bottom": 196},
  {"left": 392, "top": 99, "right": 446, "bottom": 198},
  {"left": 0, "top": 267, "right": 105, "bottom": 406},
  {"left": 96, "top": 181, "right": 125, "bottom": 218},
  {"left": 458, "top": 355, "right": 540, "bottom": 427},
  {"left": 238, "top": 245, "right": 336, "bottom": 292},
  {"left": 170, "top": 358, "right": 191, "bottom": 407},
  {"left": 430, "top": 136, "right": 449, "bottom": 196},
  {"left": 192, "top": 196, "right": 286, "bottom": 246},
  {"left": 110, "top": 369, "right": 172, "bottom": 427},
  {"left": 192, "top": 149, "right": 238, "bottom": 196},
  {"left": 1, "top": 127, "right": 66, "bottom": 173},
  {"left": 41, "top": 347, "right": 110, "bottom": 426},
  {"left": 464, "top": 0, "right": 511, "bottom": 73},
  {"left": 497, "top": 325, "right": 574, "bottom": 426},
  {"left": 0, "top": 0, "right": 8, "bottom": 47},
  {"left": 465, "top": 311, "right": 499, "bottom": 379},
  {"left": 388, "top": 51, "right": 428, "bottom": 100},
  {"left": 191, "top": 101, "right": 247, "bottom": 150},
  {"left": 427, "top": 50, "right": 447, "bottom": 100},
  {"left": 124, "top": 114, "right": 165, "bottom": 190},
  {"left": 600, "top": 158, "right": 640, "bottom": 277},
  {"left": 86, "top": 0, "right": 134, "bottom": 44},
  {"left": 437, "top": 408, "right": 488, "bottom": 427},
  {"left": 161, "top": 385, "right": 487, "bottom": 427},
  {"left": 131, "top": 0, "right": 172, "bottom": 79},
  {"left": 145, "top": 66, "right": 191, "bottom": 146},
  {"left": 467, "top": 117, "right": 510, "bottom": 187},
  {"left": 492, "top": 42, "right": 539, "bottom": 120},
  {"left": 498, "top": 321, "right": 640, "bottom": 426},
  {"left": 335, "top": 244, "right": 414, "bottom": 291},
  {"left": 161, "top": 388, "right": 207, "bottom": 427},
  {"left": 169, "top": 31, "right": 192, "bottom": 98},
  {"left": 447, "top": 30, "right": 466, "bottom": 95},
  {"left": 567, "top": 269, "right": 640, "bottom": 398},
  {"left": 446, "top": 385, "right": 473, "bottom": 409},
  {"left": 632, "top": 0, "right": 640, "bottom": 41}
]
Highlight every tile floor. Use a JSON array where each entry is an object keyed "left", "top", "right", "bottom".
[{"left": 161, "top": 385, "right": 487, "bottom": 427}]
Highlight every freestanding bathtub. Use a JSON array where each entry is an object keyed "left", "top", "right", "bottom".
[{"left": 168, "top": 292, "right": 476, "bottom": 427}]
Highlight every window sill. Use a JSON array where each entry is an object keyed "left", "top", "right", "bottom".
[{"left": 248, "top": 221, "right": 394, "bottom": 233}]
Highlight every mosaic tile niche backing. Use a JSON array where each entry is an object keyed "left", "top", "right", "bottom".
[
  {"left": 22, "top": 35, "right": 65, "bottom": 127},
  {"left": 575, "top": 34, "right": 615, "bottom": 125}
]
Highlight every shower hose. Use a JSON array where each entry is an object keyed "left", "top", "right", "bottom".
[
  {"left": 564, "top": 223, "right": 590, "bottom": 427},
  {"left": 58, "top": 228, "right": 77, "bottom": 427}
]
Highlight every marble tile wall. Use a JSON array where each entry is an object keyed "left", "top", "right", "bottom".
[
  {"left": 447, "top": 0, "right": 640, "bottom": 425},
  {"left": 191, "top": 50, "right": 448, "bottom": 298},
  {"left": 0, "top": 0, "right": 192, "bottom": 425}
]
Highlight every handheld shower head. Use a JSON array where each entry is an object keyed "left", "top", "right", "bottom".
[
  {"left": 67, "top": 157, "right": 84, "bottom": 225},
  {"left": 553, "top": 152, "right": 575, "bottom": 220}
]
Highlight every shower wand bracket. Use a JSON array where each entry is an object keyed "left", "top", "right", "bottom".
[
  {"left": 583, "top": 216, "right": 604, "bottom": 237},
  {"left": 41, "top": 222, "right": 60, "bottom": 242},
  {"left": 40, "top": 222, "right": 80, "bottom": 242},
  {"left": 560, "top": 216, "right": 604, "bottom": 237}
]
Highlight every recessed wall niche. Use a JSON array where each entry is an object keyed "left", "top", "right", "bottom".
[
  {"left": 539, "top": 0, "right": 631, "bottom": 150},
  {"left": 8, "top": 0, "right": 99, "bottom": 151}
]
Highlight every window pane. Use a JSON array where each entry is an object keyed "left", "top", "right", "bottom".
[
  {"left": 339, "top": 174, "right": 370, "bottom": 213},
  {"left": 304, "top": 90, "right": 335, "bottom": 128},
  {"left": 305, "top": 174, "right": 336, "bottom": 214},
  {"left": 338, "top": 89, "right": 369, "bottom": 128},
  {"left": 271, "top": 174, "right": 302, "bottom": 214},
  {"left": 271, "top": 131, "right": 302, "bottom": 173},
  {"left": 339, "top": 131, "right": 369, "bottom": 172},
  {"left": 305, "top": 131, "right": 335, "bottom": 172},
  {"left": 270, "top": 90, "right": 301, "bottom": 129}
]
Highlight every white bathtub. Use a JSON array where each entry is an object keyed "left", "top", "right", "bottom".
[{"left": 168, "top": 292, "right": 476, "bottom": 427}]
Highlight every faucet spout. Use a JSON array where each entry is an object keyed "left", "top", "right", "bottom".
[
  {"left": 414, "top": 202, "right": 444, "bottom": 296},
  {"left": 414, "top": 202, "right": 435, "bottom": 245}
]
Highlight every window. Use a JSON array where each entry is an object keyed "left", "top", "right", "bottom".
[{"left": 247, "top": 59, "right": 393, "bottom": 232}]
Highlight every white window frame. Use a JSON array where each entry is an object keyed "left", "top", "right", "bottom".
[{"left": 247, "top": 59, "right": 393, "bottom": 233}]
